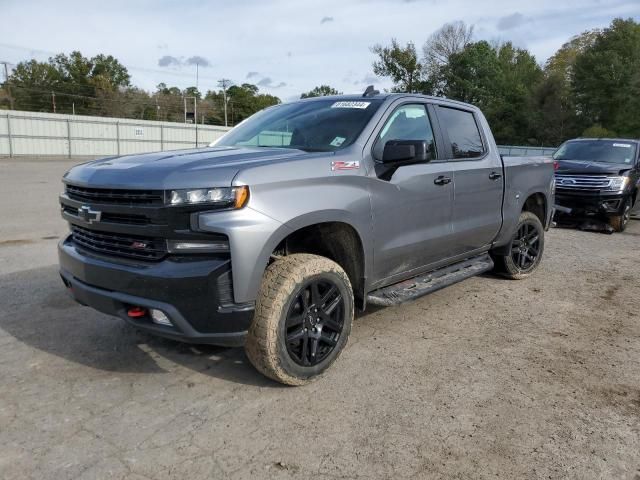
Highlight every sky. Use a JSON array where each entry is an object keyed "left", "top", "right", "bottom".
[{"left": 1, "top": 0, "right": 639, "bottom": 101}]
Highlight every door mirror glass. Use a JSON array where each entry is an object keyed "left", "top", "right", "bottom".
[{"left": 382, "top": 140, "right": 431, "bottom": 164}]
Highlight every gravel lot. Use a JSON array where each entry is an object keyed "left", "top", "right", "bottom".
[{"left": 1, "top": 158, "right": 639, "bottom": 479}]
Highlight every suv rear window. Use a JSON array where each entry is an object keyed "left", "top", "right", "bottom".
[{"left": 437, "top": 107, "right": 485, "bottom": 159}]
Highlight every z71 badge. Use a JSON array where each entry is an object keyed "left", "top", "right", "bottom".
[{"left": 331, "top": 161, "right": 360, "bottom": 171}]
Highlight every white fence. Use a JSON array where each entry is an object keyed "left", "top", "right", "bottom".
[
  {"left": 0, "top": 109, "right": 557, "bottom": 159},
  {"left": 0, "top": 110, "right": 232, "bottom": 158}
]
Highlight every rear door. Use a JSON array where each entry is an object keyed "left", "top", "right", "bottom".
[
  {"left": 367, "top": 102, "right": 455, "bottom": 285},
  {"left": 434, "top": 106, "right": 503, "bottom": 256}
]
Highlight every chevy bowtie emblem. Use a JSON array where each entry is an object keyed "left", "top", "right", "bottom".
[{"left": 78, "top": 205, "right": 102, "bottom": 224}]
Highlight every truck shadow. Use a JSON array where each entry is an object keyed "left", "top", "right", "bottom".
[{"left": 0, "top": 265, "right": 280, "bottom": 387}]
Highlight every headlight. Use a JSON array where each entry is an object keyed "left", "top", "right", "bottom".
[
  {"left": 607, "top": 176, "right": 629, "bottom": 192},
  {"left": 168, "top": 186, "right": 249, "bottom": 209}
]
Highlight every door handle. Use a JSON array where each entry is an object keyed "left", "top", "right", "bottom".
[
  {"left": 434, "top": 175, "right": 452, "bottom": 186},
  {"left": 489, "top": 171, "right": 502, "bottom": 180}
]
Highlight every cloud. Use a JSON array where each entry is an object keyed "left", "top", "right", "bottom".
[
  {"left": 186, "top": 55, "right": 210, "bottom": 67},
  {"left": 246, "top": 71, "right": 260, "bottom": 79},
  {"left": 354, "top": 73, "right": 378, "bottom": 85},
  {"left": 257, "top": 77, "right": 286, "bottom": 88},
  {"left": 157, "top": 43, "right": 168, "bottom": 50},
  {"left": 497, "top": 13, "right": 530, "bottom": 31},
  {"left": 158, "top": 55, "right": 210, "bottom": 68},
  {"left": 320, "top": 16, "right": 334, "bottom": 24},
  {"left": 157, "top": 55, "right": 181, "bottom": 67}
]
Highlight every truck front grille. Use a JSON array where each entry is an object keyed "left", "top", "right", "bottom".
[
  {"left": 66, "top": 185, "right": 164, "bottom": 205},
  {"left": 554, "top": 174, "right": 612, "bottom": 191},
  {"left": 71, "top": 225, "right": 167, "bottom": 261},
  {"left": 63, "top": 206, "right": 153, "bottom": 225}
]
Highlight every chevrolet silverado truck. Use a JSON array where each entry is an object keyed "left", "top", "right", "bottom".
[
  {"left": 553, "top": 138, "right": 639, "bottom": 232},
  {"left": 58, "top": 90, "right": 554, "bottom": 385}
]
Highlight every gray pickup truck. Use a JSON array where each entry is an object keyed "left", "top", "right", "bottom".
[{"left": 58, "top": 90, "right": 555, "bottom": 385}]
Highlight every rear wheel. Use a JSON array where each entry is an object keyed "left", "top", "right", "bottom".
[
  {"left": 245, "top": 254, "right": 353, "bottom": 386},
  {"left": 609, "top": 197, "right": 632, "bottom": 232},
  {"left": 493, "top": 211, "right": 545, "bottom": 279}
]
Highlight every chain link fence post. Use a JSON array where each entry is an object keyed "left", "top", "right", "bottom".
[
  {"left": 116, "top": 121, "right": 120, "bottom": 156},
  {"left": 7, "top": 113, "right": 13, "bottom": 158},
  {"left": 66, "top": 118, "right": 72, "bottom": 159}
]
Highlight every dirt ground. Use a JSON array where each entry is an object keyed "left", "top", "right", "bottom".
[{"left": 1, "top": 158, "right": 639, "bottom": 479}]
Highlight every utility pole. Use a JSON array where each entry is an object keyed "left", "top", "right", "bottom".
[
  {"left": 193, "top": 97, "right": 198, "bottom": 147},
  {"left": 195, "top": 62, "right": 199, "bottom": 129},
  {"left": 218, "top": 79, "right": 232, "bottom": 127},
  {"left": 183, "top": 96, "right": 187, "bottom": 123},
  {"left": 1, "top": 61, "right": 14, "bottom": 110},
  {"left": 51, "top": 91, "right": 56, "bottom": 113}
]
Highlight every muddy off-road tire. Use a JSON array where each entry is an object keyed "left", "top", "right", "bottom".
[
  {"left": 245, "top": 254, "right": 354, "bottom": 386},
  {"left": 609, "top": 197, "right": 632, "bottom": 233},
  {"left": 493, "top": 211, "right": 545, "bottom": 280}
]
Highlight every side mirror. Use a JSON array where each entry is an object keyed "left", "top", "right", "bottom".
[{"left": 382, "top": 140, "right": 431, "bottom": 164}]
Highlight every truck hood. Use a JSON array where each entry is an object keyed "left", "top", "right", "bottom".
[
  {"left": 63, "top": 146, "right": 313, "bottom": 189},
  {"left": 556, "top": 159, "right": 632, "bottom": 176}
]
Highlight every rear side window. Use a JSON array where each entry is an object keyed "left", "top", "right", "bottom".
[{"left": 437, "top": 107, "right": 485, "bottom": 159}]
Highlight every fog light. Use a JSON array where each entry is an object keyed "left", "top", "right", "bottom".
[
  {"left": 166, "top": 239, "right": 229, "bottom": 253},
  {"left": 150, "top": 309, "right": 172, "bottom": 327}
]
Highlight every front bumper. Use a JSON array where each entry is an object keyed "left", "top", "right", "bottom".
[
  {"left": 555, "top": 191, "right": 629, "bottom": 217},
  {"left": 58, "top": 236, "right": 254, "bottom": 347}
]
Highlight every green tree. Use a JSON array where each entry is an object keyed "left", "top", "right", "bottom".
[
  {"left": 440, "top": 41, "right": 543, "bottom": 144},
  {"left": 8, "top": 59, "right": 61, "bottom": 111},
  {"left": 183, "top": 86, "right": 202, "bottom": 99},
  {"left": 371, "top": 39, "right": 427, "bottom": 93},
  {"left": 206, "top": 83, "right": 280, "bottom": 125},
  {"left": 529, "top": 30, "right": 600, "bottom": 146},
  {"left": 8, "top": 51, "right": 130, "bottom": 115},
  {"left": 581, "top": 124, "right": 617, "bottom": 138},
  {"left": 546, "top": 30, "right": 600, "bottom": 80},
  {"left": 532, "top": 72, "right": 578, "bottom": 146},
  {"left": 300, "top": 85, "right": 341, "bottom": 98},
  {"left": 572, "top": 18, "right": 640, "bottom": 137}
]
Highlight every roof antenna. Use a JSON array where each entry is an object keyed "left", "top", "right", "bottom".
[{"left": 363, "top": 85, "right": 379, "bottom": 97}]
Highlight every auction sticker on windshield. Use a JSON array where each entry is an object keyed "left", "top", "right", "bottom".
[{"left": 331, "top": 101, "right": 371, "bottom": 109}]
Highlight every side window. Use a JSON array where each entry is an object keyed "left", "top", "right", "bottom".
[
  {"left": 437, "top": 107, "right": 485, "bottom": 159},
  {"left": 373, "top": 104, "right": 436, "bottom": 160}
]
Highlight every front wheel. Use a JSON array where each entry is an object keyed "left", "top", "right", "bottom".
[
  {"left": 245, "top": 254, "right": 354, "bottom": 386},
  {"left": 609, "top": 197, "right": 632, "bottom": 232},
  {"left": 493, "top": 211, "right": 545, "bottom": 279}
]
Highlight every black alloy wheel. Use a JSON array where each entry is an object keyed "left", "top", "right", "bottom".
[
  {"left": 511, "top": 221, "right": 541, "bottom": 271},
  {"left": 285, "top": 278, "right": 345, "bottom": 367}
]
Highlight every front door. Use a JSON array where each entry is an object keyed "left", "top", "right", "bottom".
[{"left": 367, "top": 103, "right": 454, "bottom": 285}]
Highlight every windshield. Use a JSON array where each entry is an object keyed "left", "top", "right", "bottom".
[
  {"left": 553, "top": 140, "right": 637, "bottom": 164},
  {"left": 214, "top": 99, "right": 384, "bottom": 152}
]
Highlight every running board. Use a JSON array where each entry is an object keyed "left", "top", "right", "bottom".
[{"left": 366, "top": 254, "right": 494, "bottom": 307}]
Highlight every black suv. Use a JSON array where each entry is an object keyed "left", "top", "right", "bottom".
[{"left": 553, "top": 138, "right": 639, "bottom": 232}]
